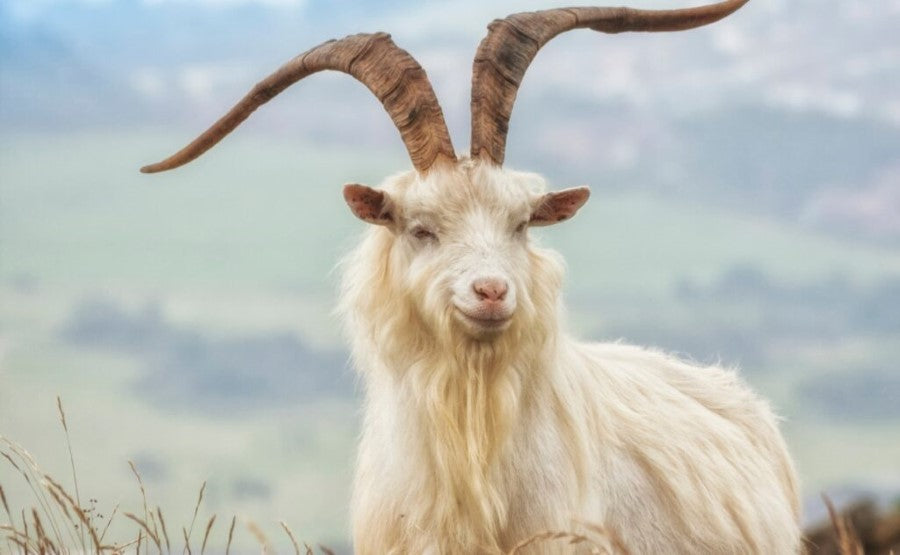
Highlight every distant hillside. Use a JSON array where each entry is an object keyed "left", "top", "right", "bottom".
[
  {"left": 4, "top": 0, "right": 898, "bottom": 131},
  {"left": 2, "top": 0, "right": 898, "bottom": 243}
]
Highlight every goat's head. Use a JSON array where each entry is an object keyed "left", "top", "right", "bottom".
[
  {"left": 343, "top": 162, "right": 587, "bottom": 342},
  {"left": 141, "top": 0, "right": 749, "bottom": 345}
]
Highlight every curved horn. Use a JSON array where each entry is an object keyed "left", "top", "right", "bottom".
[
  {"left": 142, "top": 32, "right": 456, "bottom": 174},
  {"left": 470, "top": 0, "right": 749, "bottom": 165}
]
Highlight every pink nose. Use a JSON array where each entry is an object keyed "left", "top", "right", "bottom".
[{"left": 473, "top": 278, "right": 508, "bottom": 302}]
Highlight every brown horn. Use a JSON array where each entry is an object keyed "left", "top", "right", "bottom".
[
  {"left": 470, "top": 0, "right": 749, "bottom": 165},
  {"left": 141, "top": 32, "right": 456, "bottom": 175}
]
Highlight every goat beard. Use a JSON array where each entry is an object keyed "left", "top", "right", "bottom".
[
  {"left": 400, "top": 313, "right": 532, "bottom": 548},
  {"left": 382, "top": 299, "right": 553, "bottom": 546}
]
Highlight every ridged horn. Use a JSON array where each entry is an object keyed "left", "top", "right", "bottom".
[
  {"left": 470, "top": 0, "right": 749, "bottom": 165},
  {"left": 141, "top": 32, "right": 456, "bottom": 175}
]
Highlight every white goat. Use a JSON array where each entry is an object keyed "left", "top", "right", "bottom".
[{"left": 143, "top": 0, "right": 801, "bottom": 552}]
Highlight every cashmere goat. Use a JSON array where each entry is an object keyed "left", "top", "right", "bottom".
[{"left": 142, "top": 0, "right": 802, "bottom": 552}]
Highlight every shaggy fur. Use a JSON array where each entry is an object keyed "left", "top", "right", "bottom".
[{"left": 339, "top": 159, "right": 801, "bottom": 554}]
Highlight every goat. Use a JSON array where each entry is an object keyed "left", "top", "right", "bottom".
[{"left": 142, "top": 0, "right": 802, "bottom": 552}]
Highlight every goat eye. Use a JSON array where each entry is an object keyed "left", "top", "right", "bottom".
[
  {"left": 412, "top": 227, "right": 437, "bottom": 241},
  {"left": 515, "top": 221, "right": 528, "bottom": 234}
]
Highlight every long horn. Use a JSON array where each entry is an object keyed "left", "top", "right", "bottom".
[
  {"left": 470, "top": 0, "right": 749, "bottom": 165},
  {"left": 142, "top": 32, "right": 456, "bottom": 174}
]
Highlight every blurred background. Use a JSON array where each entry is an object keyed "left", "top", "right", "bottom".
[{"left": 1, "top": 0, "right": 898, "bottom": 550}]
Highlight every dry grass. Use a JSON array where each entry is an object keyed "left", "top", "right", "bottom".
[
  {"left": 225, "top": 515, "right": 236, "bottom": 555},
  {"left": 824, "top": 494, "right": 865, "bottom": 555},
  {"left": 0, "top": 399, "right": 335, "bottom": 554},
  {"left": 3, "top": 399, "right": 896, "bottom": 554},
  {"left": 508, "top": 530, "right": 618, "bottom": 554}
]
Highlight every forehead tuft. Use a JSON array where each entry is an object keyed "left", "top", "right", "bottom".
[{"left": 385, "top": 160, "right": 546, "bottom": 218}]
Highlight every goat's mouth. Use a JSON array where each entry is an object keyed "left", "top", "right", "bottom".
[{"left": 454, "top": 307, "right": 513, "bottom": 334}]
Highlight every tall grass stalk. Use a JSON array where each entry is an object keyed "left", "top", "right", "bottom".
[{"left": 57, "top": 396, "right": 84, "bottom": 549}]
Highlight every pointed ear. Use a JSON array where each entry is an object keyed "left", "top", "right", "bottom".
[
  {"left": 529, "top": 186, "right": 590, "bottom": 227},
  {"left": 343, "top": 184, "right": 395, "bottom": 227}
]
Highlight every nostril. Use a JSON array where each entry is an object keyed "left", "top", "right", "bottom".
[
  {"left": 494, "top": 283, "right": 508, "bottom": 301},
  {"left": 473, "top": 278, "right": 509, "bottom": 302}
]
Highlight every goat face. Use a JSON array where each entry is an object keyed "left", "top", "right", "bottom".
[{"left": 343, "top": 161, "right": 589, "bottom": 343}]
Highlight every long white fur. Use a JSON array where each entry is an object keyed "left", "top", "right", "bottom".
[{"left": 339, "top": 159, "right": 801, "bottom": 554}]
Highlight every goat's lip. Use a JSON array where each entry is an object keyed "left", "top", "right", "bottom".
[{"left": 454, "top": 308, "right": 513, "bottom": 329}]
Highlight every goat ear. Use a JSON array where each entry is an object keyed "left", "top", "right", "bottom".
[
  {"left": 529, "top": 186, "right": 590, "bottom": 227},
  {"left": 343, "top": 184, "right": 395, "bottom": 227}
]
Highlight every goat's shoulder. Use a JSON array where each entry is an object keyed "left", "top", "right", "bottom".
[{"left": 561, "top": 340, "right": 801, "bottom": 550}]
